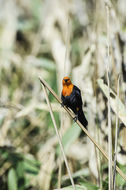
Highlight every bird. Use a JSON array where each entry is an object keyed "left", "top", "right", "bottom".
[{"left": 61, "top": 76, "right": 88, "bottom": 129}]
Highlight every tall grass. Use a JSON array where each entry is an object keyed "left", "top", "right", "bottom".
[
  {"left": 0, "top": 1, "right": 126, "bottom": 189},
  {"left": 106, "top": 3, "right": 113, "bottom": 190},
  {"left": 113, "top": 75, "right": 120, "bottom": 190}
]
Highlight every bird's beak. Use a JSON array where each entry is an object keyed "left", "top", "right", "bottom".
[{"left": 64, "top": 79, "right": 69, "bottom": 82}]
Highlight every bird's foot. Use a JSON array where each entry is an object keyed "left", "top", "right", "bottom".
[{"left": 73, "top": 115, "right": 78, "bottom": 122}]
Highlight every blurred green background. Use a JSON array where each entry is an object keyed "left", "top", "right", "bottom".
[{"left": 0, "top": 0, "right": 126, "bottom": 189}]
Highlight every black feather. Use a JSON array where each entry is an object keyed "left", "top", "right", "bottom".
[{"left": 61, "top": 85, "right": 88, "bottom": 129}]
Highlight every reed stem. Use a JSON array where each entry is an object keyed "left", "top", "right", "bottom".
[{"left": 113, "top": 75, "right": 120, "bottom": 190}]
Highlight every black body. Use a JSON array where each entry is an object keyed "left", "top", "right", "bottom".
[{"left": 61, "top": 85, "right": 88, "bottom": 128}]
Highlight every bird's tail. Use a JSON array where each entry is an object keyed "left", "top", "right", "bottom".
[{"left": 78, "top": 109, "right": 88, "bottom": 129}]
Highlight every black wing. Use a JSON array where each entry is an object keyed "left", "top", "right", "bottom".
[{"left": 73, "top": 85, "right": 83, "bottom": 107}]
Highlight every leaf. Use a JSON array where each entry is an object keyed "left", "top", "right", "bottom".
[
  {"left": 23, "top": 158, "right": 40, "bottom": 175},
  {"left": 62, "top": 168, "right": 90, "bottom": 181},
  {"left": 39, "top": 58, "right": 56, "bottom": 70},
  {"left": 8, "top": 168, "right": 18, "bottom": 190},
  {"left": 28, "top": 57, "right": 56, "bottom": 70},
  {"left": 116, "top": 164, "right": 126, "bottom": 187},
  {"left": 16, "top": 161, "right": 25, "bottom": 190},
  {"left": 80, "top": 181, "right": 99, "bottom": 190},
  {"left": 54, "top": 184, "right": 87, "bottom": 190},
  {"left": 97, "top": 79, "right": 126, "bottom": 125},
  {"left": 56, "top": 123, "right": 81, "bottom": 155},
  {"left": 16, "top": 161, "right": 24, "bottom": 178},
  {"left": 24, "top": 157, "right": 40, "bottom": 168}
]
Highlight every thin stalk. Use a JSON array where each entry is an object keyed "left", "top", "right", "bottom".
[
  {"left": 64, "top": 18, "right": 70, "bottom": 76},
  {"left": 113, "top": 75, "right": 120, "bottom": 190},
  {"left": 106, "top": 4, "right": 113, "bottom": 190},
  {"left": 39, "top": 76, "right": 126, "bottom": 181},
  {"left": 58, "top": 158, "right": 62, "bottom": 189},
  {"left": 42, "top": 84, "right": 76, "bottom": 190},
  {"left": 94, "top": 1, "right": 103, "bottom": 187},
  {"left": 97, "top": 127, "right": 103, "bottom": 189},
  {"left": 57, "top": 113, "right": 63, "bottom": 189}
]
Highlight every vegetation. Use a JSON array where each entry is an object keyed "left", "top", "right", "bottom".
[{"left": 0, "top": 0, "right": 126, "bottom": 190}]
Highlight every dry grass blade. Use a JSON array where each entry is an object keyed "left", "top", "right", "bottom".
[
  {"left": 54, "top": 184, "right": 86, "bottom": 190},
  {"left": 106, "top": 4, "right": 113, "bottom": 190},
  {"left": 97, "top": 79, "right": 126, "bottom": 125},
  {"left": 39, "top": 76, "right": 126, "bottom": 181},
  {"left": 64, "top": 18, "right": 70, "bottom": 76},
  {"left": 41, "top": 83, "right": 76, "bottom": 190},
  {"left": 113, "top": 75, "right": 120, "bottom": 190},
  {"left": 58, "top": 158, "right": 62, "bottom": 189}
]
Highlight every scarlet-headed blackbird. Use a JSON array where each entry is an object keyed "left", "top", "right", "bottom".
[{"left": 61, "top": 76, "right": 88, "bottom": 129}]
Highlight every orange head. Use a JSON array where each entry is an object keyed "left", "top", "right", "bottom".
[
  {"left": 62, "top": 76, "right": 73, "bottom": 96},
  {"left": 62, "top": 76, "right": 72, "bottom": 86}
]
